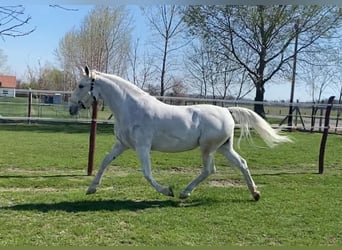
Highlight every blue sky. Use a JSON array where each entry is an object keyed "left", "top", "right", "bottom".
[
  {"left": 3, "top": 5, "right": 90, "bottom": 76},
  {"left": 2, "top": 4, "right": 336, "bottom": 101},
  {"left": 2, "top": 4, "right": 146, "bottom": 79}
]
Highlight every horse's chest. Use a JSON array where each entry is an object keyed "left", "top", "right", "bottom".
[
  {"left": 114, "top": 123, "right": 134, "bottom": 147},
  {"left": 115, "top": 122, "right": 152, "bottom": 148}
]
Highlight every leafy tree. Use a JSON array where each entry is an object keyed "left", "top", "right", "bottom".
[
  {"left": 56, "top": 6, "right": 132, "bottom": 89},
  {"left": 184, "top": 5, "right": 342, "bottom": 118}
]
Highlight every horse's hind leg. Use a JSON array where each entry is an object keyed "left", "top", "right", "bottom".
[
  {"left": 179, "top": 150, "right": 216, "bottom": 199},
  {"left": 86, "top": 142, "right": 127, "bottom": 195},
  {"left": 218, "top": 141, "right": 260, "bottom": 201}
]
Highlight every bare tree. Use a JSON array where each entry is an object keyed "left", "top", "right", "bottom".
[
  {"left": 186, "top": 40, "right": 253, "bottom": 99},
  {"left": 298, "top": 50, "right": 338, "bottom": 103},
  {"left": 301, "top": 64, "right": 335, "bottom": 103},
  {"left": 291, "top": 27, "right": 342, "bottom": 102},
  {"left": 0, "top": 49, "right": 10, "bottom": 73},
  {"left": 49, "top": 5, "right": 79, "bottom": 12},
  {"left": 143, "top": 5, "right": 189, "bottom": 96},
  {"left": 127, "top": 38, "right": 157, "bottom": 89},
  {"left": 0, "top": 5, "right": 35, "bottom": 38}
]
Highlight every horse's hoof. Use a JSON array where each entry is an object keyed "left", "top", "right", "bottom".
[
  {"left": 253, "top": 191, "right": 260, "bottom": 201},
  {"left": 161, "top": 186, "right": 174, "bottom": 197},
  {"left": 86, "top": 188, "right": 97, "bottom": 195},
  {"left": 168, "top": 187, "right": 174, "bottom": 197},
  {"left": 179, "top": 192, "right": 190, "bottom": 200}
]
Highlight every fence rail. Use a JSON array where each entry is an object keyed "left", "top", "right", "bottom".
[{"left": 0, "top": 89, "right": 341, "bottom": 134}]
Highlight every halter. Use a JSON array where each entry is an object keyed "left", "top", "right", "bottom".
[
  {"left": 90, "top": 78, "right": 97, "bottom": 101},
  {"left": 90, "top": 78, "right": 95, "bottom": 93},
  {"left": 78, "top": 78, "right": 97, "bottom": 109}
]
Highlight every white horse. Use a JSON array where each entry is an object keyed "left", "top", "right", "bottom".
[{"left": 69, "top": 66, "right": 291, "bottom": 201}]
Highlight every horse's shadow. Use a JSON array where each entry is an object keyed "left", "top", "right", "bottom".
[
  {"left": 2, "top": 199, "right": 182, "bottom": 213},
  {"left": 1, "top": 197, "right": 247, "bottom": 213}
]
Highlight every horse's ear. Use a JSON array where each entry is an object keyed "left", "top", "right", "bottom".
[{"left": 84, "top": 66, "right": 90, "bottom": 77}]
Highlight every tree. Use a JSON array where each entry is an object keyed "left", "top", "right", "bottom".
[
  {"left": 56, "top": 6, "right": 132, "bottom": 89},
  {"left": 298, "top": 50, "right": 338, "bottom": 103},
  {"left": 143, "top": 5, "right": 189, "bottom": 96},
  {"left": 25, "top": 61, "right": 64, "bottom": 90},
  {"left": 0, "top": 49, "right": 10, "bottom": 74},
  {"left": 184, "top": 6, "right": 342, "bottom": 118},
  {"left": 126, "top": 38, "right": 157, "bottom": 89},
  {"left": 185, "top": 40, "right": 253, "bottom": 99},
  {"left": 0, "top": 5, "right": 35, "bottom": 38},
  {"left": 39, "top": 67, "right": 64, "bottom": 91}
]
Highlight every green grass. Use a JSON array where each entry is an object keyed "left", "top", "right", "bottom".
[
  {"left": 0, "top": 123, "right": 341, "bottom": 246},
  {"left": 0, "top": 96, "right": 113, "bottom": 120}
]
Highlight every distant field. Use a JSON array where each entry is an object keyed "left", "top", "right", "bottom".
[{"left": 0, "top": 123, "right": 341, "bottom": 246}]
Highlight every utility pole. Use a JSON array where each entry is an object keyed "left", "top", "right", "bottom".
[{"left": 288, "top": 21, "right": 299, "bottom": 130}]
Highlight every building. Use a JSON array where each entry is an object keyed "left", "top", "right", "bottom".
[{"left": 0, "top": 75, "right": 16, "bottom": 97}]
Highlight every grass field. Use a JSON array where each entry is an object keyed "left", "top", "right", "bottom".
[
  {"left": 0, "top": 96, "right": 113, "bottom": 120},
  {"left": 0, "top": 123, "right": 341, "bottom": 246}
]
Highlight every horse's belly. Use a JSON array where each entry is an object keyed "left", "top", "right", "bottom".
[{"left": 151, "top": 133, "right": 199, "bottom": 152}]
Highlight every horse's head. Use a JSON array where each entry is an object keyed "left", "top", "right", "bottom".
[{"left": 69, "top": 66, "right": 96, "bottom": 115}]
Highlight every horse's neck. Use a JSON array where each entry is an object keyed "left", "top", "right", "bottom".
[
  {"left": 98, "top": 72, "right": 146, "bottom": 96},
  {"left": 96, "top": 75, "right": 146, "bottom": 121}
]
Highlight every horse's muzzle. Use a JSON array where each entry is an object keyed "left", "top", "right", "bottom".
[{"left": 69, "top": 105, "right": 79, "bottom": 115}]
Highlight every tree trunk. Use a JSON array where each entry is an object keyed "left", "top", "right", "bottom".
[
  {"left": 160, "top": 32, "right": 169, "bottom": 96},
  {"left": 254, "top": 84, "right": 266, "bottom": 119}
]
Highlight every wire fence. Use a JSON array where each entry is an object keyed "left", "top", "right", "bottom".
[{"left": 0, "top": 88, "right": 341, "bottom": 134}]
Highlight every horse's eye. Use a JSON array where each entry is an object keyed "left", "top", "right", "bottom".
[{"left": 79, "top": 84, "right": 84, "bottom": 89}]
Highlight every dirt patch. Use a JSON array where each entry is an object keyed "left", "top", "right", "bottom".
[
  {"left": 208, "top": 179, "right": 244, "bottom": 187},
  {"left": 0, "top": 187, "right": 62, "bottom": 192}
]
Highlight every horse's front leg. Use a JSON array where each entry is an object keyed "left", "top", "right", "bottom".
[
  {"left": 136, "top": 146, "right": 174, "bottom": 197},
  {"left": 86, "top": 142, "right": 127, "bottom": 195}
]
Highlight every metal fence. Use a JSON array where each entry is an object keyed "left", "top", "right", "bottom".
[{"left": 0, "top": 88, "right": 341, "bottom": 134}]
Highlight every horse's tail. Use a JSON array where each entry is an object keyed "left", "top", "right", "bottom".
[{"left": 227, "top": 107, "right": 292, "bottom": 148}]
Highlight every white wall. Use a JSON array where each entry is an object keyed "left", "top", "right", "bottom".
[{"left": 0, "top": 88, "right": 16, "bottom": 97}]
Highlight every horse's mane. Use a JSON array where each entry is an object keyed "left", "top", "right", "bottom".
[{"left": 93, "top": 70, "right": 149, "bottom": 97}]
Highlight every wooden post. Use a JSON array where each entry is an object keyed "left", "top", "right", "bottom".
[
  {"left": 27, "top": 88, "right": 32, "bottom": 124},
  {"left": 335, "top": 86, "right": 342, "bottom": 133},
  {"left": 318, "top": 96, "right": 335, "bottom": 174},
  {"left": 87, "top": 100, "right": 98, "bottom": 176},
  {"left": 319, "top": 101, "right": 324, "bottom": 132}
]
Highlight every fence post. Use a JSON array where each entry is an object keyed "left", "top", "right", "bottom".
[
  {"left": 27, "top": 88, "right": 32, "bottom": 124},
  {"left": 335, "top": 86, "right": 342, "bottom": 133},
  {"left": 319, "top": 101, "right": 324, "bottom": 132},
  {"left": 87, "top": 100, "right": 98, "bottom": 176},
  {"left": 310, "top": 103, "right": 316, "bottom": 133},
  {"left": 318, "top": 96, "right": 335, "bottom": 174}
]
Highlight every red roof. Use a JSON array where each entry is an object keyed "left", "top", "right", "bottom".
[{"left": 0, "top": 75, "right": 16, "bottom": 88}]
